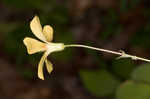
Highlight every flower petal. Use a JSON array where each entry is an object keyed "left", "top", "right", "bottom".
[
  {"left": 38, "top": 52, "right": 48, "bottom": 80},
  {"left": 23, "top": 37, "right": 46, "bottom": 54},
  {"left": 43, "top": 25, "right": 53, "bottom": 42},
  {"left": 45, "top": 59, "right": 53, "bottom": 74},
  {"left": 30, "top": 16, "right": 47, "bottom": 42}
]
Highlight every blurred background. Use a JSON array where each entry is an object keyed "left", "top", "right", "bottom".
[{"left": 1, "top": 0, "right": 150, "bottom": 99}]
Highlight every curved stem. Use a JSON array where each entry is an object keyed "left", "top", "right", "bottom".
[{"left": 65, "top": 44, "right": 150, "bottom": 62}]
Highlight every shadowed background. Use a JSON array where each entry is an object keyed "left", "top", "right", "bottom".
[{"left": 0, "top": 0, "right": 150, "bottom": 99}]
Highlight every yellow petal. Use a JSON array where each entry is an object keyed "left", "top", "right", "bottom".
[
  {"left": 45, "top": 59, "right": 53, "bottom": 74},
  {"left": 43, "top": 25, "right": 53, "bottom": 42},
  {"left": 38, "top": 52, "right": 48, "bottom": 80},
  {"left": 30, "top": 16, "right": 46, "bottom": 42},
  {"left": 23, "top": 37, "right": 46, "bottom": 54}
]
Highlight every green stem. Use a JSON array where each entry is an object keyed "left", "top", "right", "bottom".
[{"left": 65, "top": 44, "right": 150, "bottom": 62}]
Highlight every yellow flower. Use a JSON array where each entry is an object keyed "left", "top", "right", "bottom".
[
  {"left": 23, "top": 16, "right": 65, "bottom": 80},
  {"left": 23, "top": 16, "right": 150, "bottom": 80}
]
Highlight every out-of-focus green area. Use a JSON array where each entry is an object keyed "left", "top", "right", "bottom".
[{"left": 1, "top": 0, "right": 150, "bottom": 99}]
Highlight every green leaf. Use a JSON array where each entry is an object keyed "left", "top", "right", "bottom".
[
  {"left": 112, "top": 58, "right": 135, "bottom": 79},
  {"left": 131, "top": 63, "right": 150, "bottom": 84},
  {"left": 80, "top": 70, "right": 120, "bottom": 97},
  {"left": 116, "top": 81, "right": 150, "bottom": 99}
]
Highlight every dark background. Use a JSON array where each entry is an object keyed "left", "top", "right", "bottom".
[{"left": 0, "top": 0, "right": 150, "bottom": 99}]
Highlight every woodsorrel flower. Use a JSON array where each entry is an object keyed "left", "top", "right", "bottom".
[
  {"left": 23, "top": 16, "right": 65, "bottom": 80},
  {"left": 23, "top": 16, "right": 150, "bottom": 80}
]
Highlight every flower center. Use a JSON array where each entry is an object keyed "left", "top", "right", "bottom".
[{"left": 46, "top": 42, "right": 65, "bottom": 54}]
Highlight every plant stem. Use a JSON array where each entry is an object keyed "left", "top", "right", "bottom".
[
  {"left": 65, "top": 44, "right": 122, "bottom": 55},
  {"left": 65, "top": 44, "right": 150, "bottom": 62}
]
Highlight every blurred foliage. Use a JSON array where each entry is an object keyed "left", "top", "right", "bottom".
[
  {"left": 131, "top": 63, "right": 150, "bottom": 84},
  {"left": 112, "top": 59, "right": 135, "bottom": 79},
  {"left": 101, "top": 9, "right": 121, "bottom": 40},
  {"left": 80, "top": 69, "right": 120, "bottom": 97},
  {"left": 116, "top": 63, "right": 150, "bottom": 99},
  {"left": 116, "top": 81, "right": 150, "bottom": 99},
  {"left": 120, "top": 0, "right": 140, "bottom": 12},
  {"left": 4, "top": 24, "right": 30, "bottom": 62},
  {"left": 131, "top": 23, "right": 150, "bottom": 48},
  {"left": 2, "top": 0, "right": 45, "bottom": 9}
]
